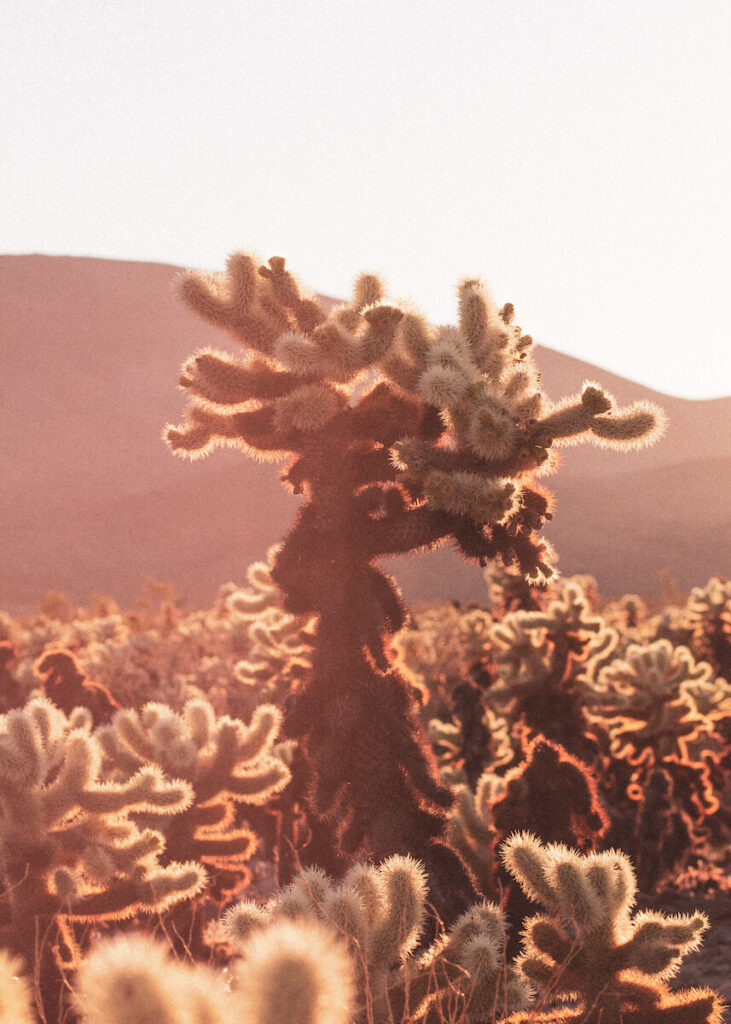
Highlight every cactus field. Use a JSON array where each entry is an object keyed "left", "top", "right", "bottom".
[{"left": 0, "top": 253, "right": 727, "bottom": 1023}]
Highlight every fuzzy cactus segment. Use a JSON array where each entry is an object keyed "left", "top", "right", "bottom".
[
  {"left": 73, "top": 932, "right": 233, "bottom": 1024},
  {"left": 0, "top": 950, "right": 35, "bottom": 1024},
  {"left": 0, "top": 696, "right": 206, "bottom": 1020},
  {"left": 501, "top": 834, "right": 725, "bottom": 1024},
  {"left": 235, "top": 918, "right": 355, "bottom": 1024}
]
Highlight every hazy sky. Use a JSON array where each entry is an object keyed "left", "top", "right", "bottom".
[{"left": 3, "top": 1, "right": 729, "bottom": 398}]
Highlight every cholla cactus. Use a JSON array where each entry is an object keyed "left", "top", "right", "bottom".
[
  {"left": 73, "top": 932, "right": 234, "bottom": 1024},
  {"left": 500, "top": 740, "right": 606, "bottom": 847},
  {"left": 231, "top": 551, "right": 315, "bottom": 712},
  {"left": 223, "top": 855, "right": 530, "bottom": 1024},
  {"left": 601, "top": 593, "right": 648, "bottom": 638},
  {"left": 97, "top": 699, "right": 290, "bottom": 904},
  {"left": 234, "top": 918, "right": 354, "bottom": 1024},
  {"left": 165, "top": 251, "right": 663, "bottom": 923},
  {"left": 428, "top": 697, "right": 513, "bottom": 786},
  {"left": 593, "top": 639, "right": 714, "bottom": 710},
  {"left": 71, "top": 924, "right": 353, "bottom": 1024},
  {"left": 585, "top": 637, "right": 728, "bottom": 892},
  {"left": 685, "top": 577, "right": 731, "bottom": 679},
  {"left": 501, "top": 834, "right": 724, "bottom": 1024},
  {"left": 0, "top": 696, "right": 204, "bottom": 1017},
  {"left": 391, "top": 603, "right": 496, "bottom": 715},
  {"left": 489, "top": 582, "right": 616, "bottom": 763},
  {"left": 33, "top": 648, "right": 120, "bottom": 723},
  {"left": 589, "top": 639, "right": 722, "bottom": 768},
  {"left": 448, "top": 740, "right": 609, "bottom": 938},
  {"left": 0, "top": 642, "right": 23, "bottom": 713},
  {"left": 485, "top": 562, "right": 547, "bottom": 616}
]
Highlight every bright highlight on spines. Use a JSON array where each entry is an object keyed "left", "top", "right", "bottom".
[{"left": 167, "top": 249, "right": 665, "bottom": 584}]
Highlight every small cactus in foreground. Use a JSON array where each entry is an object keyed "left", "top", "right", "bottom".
[
  {"left": 0, "top": 696, "right": 205, "bottom": 1017},
  {"left": 0, "top": 950, "right": 35, "bottom": 1024},
  {"left": 73, "top": 932, "right": 234, "bottom": 1024},
  {"left": 223, "top": 856, "right": 531, "bottom": 1023},
  {"left": 233, "top": 918, "right": 354, "bottom": 1024},
  {"left": 501, "top": 834, "right": 725, "bottom": 1024},
  {"left": 70, "top": 924, "right": 353, "bottom": 1024}
]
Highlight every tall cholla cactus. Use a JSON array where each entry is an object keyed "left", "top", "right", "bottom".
[
  {"left": 165, "top": 252, "right": 664, "bottom": 922},
  {"left": 501, "top": 834, "right": 725, "bottom": 1024},
  {"left": 167, "top": 253, "right": 665, "bottom": 583},
  {"left": 0, "top": 696, "right": 205, "bottom": 1017},
  {"left": 223, "top": 855, "right": 531, "bottom": 1024}
]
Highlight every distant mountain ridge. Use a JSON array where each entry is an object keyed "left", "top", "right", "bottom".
[{"left": 2, "top": 254, "right": 729, "bottom": 611}]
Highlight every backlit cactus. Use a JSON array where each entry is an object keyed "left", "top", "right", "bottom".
[
  {"left": 0, "top": 950, "right": 35, "bottom": 1024},
  {"left": 73, "top": 932, "right": 234, "bottom": 1024},
  {"left": 166, "top": 251, "right": 664, "bottom": 923},
  {"left": 231, "top": 549, "right": 315, "bottom": 712},
  {"left": 501, "top": 834, "right": 724, "bottom": 1024},
  {"left": 97, "top": 698, "right": 290, "bottom": 906},
  {"left": 0, "top": 696, "right": 204, "bottom": 1017},
  {"left": 72, "top": 924, "right": 353, "bottom": 1024},
  {"left": 488, "top": 581, "right": 616, "bottom": 763},
  {"left": 223, "top": 856, "right": 531, "bottom": 1024}
]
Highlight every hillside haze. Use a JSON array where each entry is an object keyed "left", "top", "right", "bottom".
[{"left": 2, "top": 254, "right": 729, "bottom": 611}]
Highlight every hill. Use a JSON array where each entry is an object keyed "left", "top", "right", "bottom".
[{"left": 1, "top": 254, "right": 728, "bottom": 610}]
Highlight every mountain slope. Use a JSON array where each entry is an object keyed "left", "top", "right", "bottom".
[{"left": 2, "top": 254, "right": 728, "bottom": 610}]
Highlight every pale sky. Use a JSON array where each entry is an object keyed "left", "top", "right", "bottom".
[{"left": 3, "top": 0, "right": 729, "bottom": 398}]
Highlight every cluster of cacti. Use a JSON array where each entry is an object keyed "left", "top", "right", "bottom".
[
  {"left": 401, "top": 573, "right": 729, "bottom": 896},
  {"left": 3, "top": 248, "right": 726, "bottom": 1022},
  {"left": 0, "top": 695, "right": 206, "bottom": 1016},
  {"left": 1, "top": 568, "right": 727, "bottom": 1019},
  {"left": 4, "top": 837, "right": 722, "bottom": 1024},
  {"left": 222, "top": 854, "right": 531, "bottom": 1023},
  {"left": 0, "top": 577, "right": 298, "bottom": 717}
]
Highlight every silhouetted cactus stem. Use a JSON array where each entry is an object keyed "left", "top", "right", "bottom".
[
  {"left": 167, "top": 250, "right": 665, "bottom": 925},
  {"left": 34, "top": 649, "right": 120, "bottom": 723}
]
